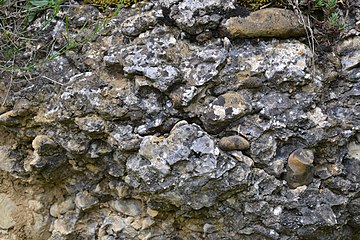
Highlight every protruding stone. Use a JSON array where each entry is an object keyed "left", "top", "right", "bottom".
[
  {"left": 219, "top": 135, "right": 250, "bottom": 151},
  {"left": 75, "top": 191, "right": 99, "bottom": 210},
  {"left": 32, "top": 135, "right": 61, "bottom": 155},
  {"left": 221, "top": 8, "right": 306, "bottom": 38},
  {"left": 0, "top": 110, "right": 22, "bottom": 126},
  {"left": 203, "top": 223, "right": 218, "bottom": 234},
  {"left": 52, "top": 210, "right": 79, "bottom": 235},
  {"left": 0, "top": 194, "right": 16, "bottom": 229},
  {"left": 348, "top": 142, "right": 360, "bottom": 160},
  {"left": 109, "top": 199, "right": 142, "bottom": 216},
  {"left": 29, "top": 135, "right": 67, "bottom": 177},
  {"left": 141, "top": 217, "right": 155, "bottom": 230},
  {"left": 286, "top": 148, "right": 314, "bottom": 189},
  {"left": 74, "top": 115, "right": 106, "bottom": 136},
  {"left": 99, "top": 215, "right": 126, "bottom": 235},
  {"left": 202, "top": 92, "right": 251, "bottom": 133},
  {"left": 146, "top": 208, "right": 159, "bottom": 218},
  {"left": 50, "top": 198, "right": 75, "bottom": 218}
]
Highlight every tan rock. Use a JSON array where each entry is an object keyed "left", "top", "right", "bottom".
[
  {"left": 286, "top": 148, "right": 314, "bottom": 189},
  {"left": 146, "top": 208, "right": 159, "bottom": 218},
  {"left": 219, "top": 135, "right": 250, "bottom": 151},
  {"left": 221, "top": 8, "right": 306, "bottom": 38}
]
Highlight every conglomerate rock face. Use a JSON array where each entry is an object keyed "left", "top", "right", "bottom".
[{"left": 0, "top": 0, "right": 360, "bottom": 239}]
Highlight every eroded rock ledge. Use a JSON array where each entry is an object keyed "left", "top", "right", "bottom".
[{"left": 0, "top": 0, "right": 360, "bottom": 239}]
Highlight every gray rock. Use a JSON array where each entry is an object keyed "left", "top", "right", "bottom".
[
  {"left": 202, "top": 91, "right": 251, "bottom": 133},
  {"left": 0, "top": 110, "right": 21, "bottom": 126},
  {"left": 109, "top": 199, "right": 143, "bottom": 216},
  {"left": 32, "top": 135, "right": 61, "bottom": 156},
  {"left": 170, "top": 0, "right": 236, "bottom": 35},
  {"left": 203, "top": 223, "right": 218, "bottom": 234},
  {"left": 75, "top": 191, "right": 99, "bottom": 210},
  {"left": 182, "top": 46, "right": 227, "bottom": 86},
  {"left": 50, "top": 198, "right": 75, "bottom": 218},
  {"left": 104, "top": 30, "right": 180, "bottom": 92},
  {"left": 337, "top": 37, "right": 360, "bottom": 79},
  {"left": 120, "top": 10, "right": 162, "bottom": 37},
  {"left": 27, "top": 135, "right": 68, "bottom": 179},
  {"left": 99, "top": 215, "right": 126, "bottom": 236},
  {"left": 74, "top": 116, "right": 106, "bottom": 136},
  {"left": 51, "top": 210, "right": 79, "bottom": 236}
]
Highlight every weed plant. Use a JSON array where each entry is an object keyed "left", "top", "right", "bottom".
[
  {"left": 295, "top": 0, "right": 349, "bottom": 44},
  {"left": 0, "top": 0, "right": 130, "bottom": 106}
]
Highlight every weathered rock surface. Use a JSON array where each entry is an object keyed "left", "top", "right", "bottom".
[{"left": 0, "top": 0, "right": 360, "bottom": 239}]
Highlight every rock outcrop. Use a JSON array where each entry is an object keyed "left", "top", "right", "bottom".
[{"left": 0, "top": 0, "right": 360, "bottom": 239}]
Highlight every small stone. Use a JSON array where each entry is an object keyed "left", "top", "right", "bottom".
[
  {"left": 218, "top": 135, "right": 250, "bottom": 151},
  {"left": 286, "top": 148, "right": 314, "bottom": 189},
  {"left": 0, "top": 110, "right": 20, "bottom": 126},
  {"left": 29, "top": 135, "right": 67, "bottom": 177},
  {"left": 28, "top": 200, "right": 44, "bottom": 213},
  {"left": 348, "top": 142, "right": 360, "bottom": 160},
  {"left": 74, "top": 115, "right": 105, "bottom": 135},
  {"left": 202, "top": 91, "right": 251, "bottom": 133},
  {"left": 337, "top": 37, "right": 360, "bottom": 71},
  {"left": 109, "top": 199, "right": 142, "bottom": 216},
  {"left": 141, "top": 217, "right": 155, "bottom": 230},
  {"left": 100, "top": 215, "right": 126, "bottom": 234},
  {"left": 50, "top": 204, "right": 61, "bottom": 218},
  {"left": 315, "top": 165, "right": 333, "bottom": 180},
  {"left": 122, "top": 225, "right": 138, "bottom": 238},
  {"left": 0, "top": 194, "right": 16, "bottom": 229},
  {"left": 75, "top": 191, "right": 99, "bottom": 210},
  {"left": 131, "top": 217, "right": 142, "bottom": 230},
  {"left": 146, "top": 208, "right": 159, "bottom": 218},
  {"left": 203, "top": 223, "right": 218, "bottom": 234},
  {"left": 230, "top": 151, "right": 253, "bottom": 166},
  {"left": 169, "top": 85, "right": 199, "bottom": 108},
  {"left": 0, "top": 146, "right": 16, "bottom": 172},
  {"left": 273, "top": 205, "right": 282, "bottom": 216},
  {"left": 32, "top": 135, "right": 61, "bottom": 155},
  {"left": 52, "top": 210, "right": 79, "bottom": 235},
  {"left": 50, "top": 198, "right": 75, "bottom": 217},
  {"left": 268, "top": 159, "right": 285, "bottom": 177}
]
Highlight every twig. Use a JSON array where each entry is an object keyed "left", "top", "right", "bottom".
[{"left": 41, "top": 75, "right": 64, "bottom": 86}]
